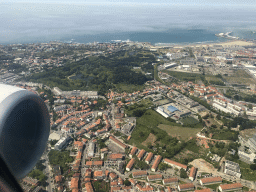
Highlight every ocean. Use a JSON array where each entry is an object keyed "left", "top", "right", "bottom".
[
  {"left": 59, "top": 29, "right": 227, "bottom": 45},
  {"left": 1, "top": 2, "right": 256, "bottom": 45}
]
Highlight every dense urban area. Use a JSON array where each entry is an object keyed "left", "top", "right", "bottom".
[{"left": 2, "top": 39, "right": 256, "bottom": 192}]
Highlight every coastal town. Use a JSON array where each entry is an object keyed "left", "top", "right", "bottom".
[{"left": 2, "top": 39, "right": 256, "bottom": 192}]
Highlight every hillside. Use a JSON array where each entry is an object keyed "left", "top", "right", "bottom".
[{"left": 24, "top": 50, "right": 156, "bottom": 95}]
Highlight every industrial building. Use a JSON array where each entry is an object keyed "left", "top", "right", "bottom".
[
  {"left": 156, "top": 103, "right": 191, "bottom": 119},
  {"left": 164, "top": 63, "right": 178, "bottom": 69}
]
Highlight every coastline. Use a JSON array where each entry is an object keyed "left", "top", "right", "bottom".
[{"left": 154, "top": 40, "right": 256, "bottom": 49}]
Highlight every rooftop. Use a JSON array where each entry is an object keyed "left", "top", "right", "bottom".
[
  {"left": 178, "top": 183, "right": 195, "bottom": 189},
  {"left": 200, "top": 177, "right": 222, "bottom": 184},
  {"left": 219, "top": 183, "right": 243, "bottom": 190}
]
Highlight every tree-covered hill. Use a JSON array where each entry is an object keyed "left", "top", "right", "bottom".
[{"left": 24, "top": 50, "right": 156, "bottom": 95}]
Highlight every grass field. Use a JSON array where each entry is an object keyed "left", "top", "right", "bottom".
[
  {"left": 180, "top": 116, "right": 201, "bottom": 127},
  {"left": 222, "top": 69, "right": 256, "bottom": 85},
  {"left": 158, "top": 124, "right": 201, "bottom": 140},
  {"left": 129, "top": 109, "right": 180, "bottom": 146},
  {"left": 205, "top": 183, "right": 220, "bottom": 190},
  {"left": 238, "top": 160, "right": 256, "bottom": 181},
  {"left": 163, "top": 70, "right": 203, "bottom": 83},
  {"left": 114, "top": 83, "right": 145, "bottom": 93},
  {"left": 211, "top": 129, "right": 238, "bottom": 141},
  {"left": 154, "top": 99, "right": 171, "bottom": 105},
  {"left": 142, "top": 133, "right": 157, "bottom": 147},
  {"left": 205, "top": 76, "right": 222, "bottom": 82}
]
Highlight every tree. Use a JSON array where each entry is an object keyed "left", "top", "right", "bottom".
[
  {"left": 50, "top": 140, "right": 58, "bottom": 146},
  {"left": 136, "top": 159, "right": 150, "bottom": 170},
  {"left": 132, "top": 109, "right": 146, "bottom": 117},
  {"left": 158, "top": 162, "right": 168, "bottom": 171},
  {"left": 250, "top": 164, "right": 256, "bottom": 170},
  {"left": 139, "top": 131, "right": 145, "bottom": 137},
  {"left": 35, "top": 160, "right": 46, "bottom": 171},
  {"left": 180, "top": 168, "right": 188, "bottom": 178},
  {"left": 124, "top": 179, "right": 131, "bottom": 186}
]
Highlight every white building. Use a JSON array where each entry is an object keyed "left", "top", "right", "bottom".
[
  {"left": 223, "top": 160, "right": 241, "bottom": 178},
  {"left": 156, "top": 106, "right": 169, "bottom": 118},
  {"left": 54, "top": 136, "right": 70, "bottom": 150},
  {"left": 238, "top": 150, "right": 256, "bottom": 164},
  {"left": 248, "top": 134, "right": 256, "bottom": 153},
  {"left": 87, "top": 142, "right": 95, "bottom": 157}
]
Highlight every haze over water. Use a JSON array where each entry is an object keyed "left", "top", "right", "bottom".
[{"left": 1, "top": 1, "right": 256, "bottom": 44}]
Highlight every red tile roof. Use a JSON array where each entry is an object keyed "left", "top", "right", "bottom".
[
  {"left": 109, "top": 153, "right": 124, "bottom": 160},
  {"left": 219, "top": 183, "right": 243, "bottom": 190},
  {"left": 147, "top": 174, "right": 162, "bottom": 180},
  {"left": 145, "top": 152, "right": 153, "bottom": 162},
  {"left": 111, "top": 181, "right": 118, "bottom": 187},
  {"left": 178, "top": 183, "right": 195, "bottom": 190},
  {"left": 70, "top": 178, "right": 79, "bottom": 189},
  {"left": 129, "top": 178, "right": 136, "bottom": 185},
  {"left": 137, "top": 149, "right": 146, "bottom": 159},
  {"left": 200, "top": 177, "right": 222, "bottom": 184},
  {"left": 163, "top": 158, "right": 187, "bottom": 170},
  {"left": 55, "top": 175, "right": 62, "bottom": 183},
  {"left": 189, "top": 167, "right": 197, "bottom": 178},
  {"left": 94, "top": 170, "right": 104, "bottom": 178},
  {"left": 126, "top": 158, "right": 135, "bottom": 170},
  {"left": 109, "top": 172, "right": 117, "bottom": 180},
  {"left": 163, "top": 177, "right": 178, "bottom": 183},
  {"left": 132, "top": 171, "right": 147, "bottom": 177},
  {"left": 109, "top": 136, "right": 127, "bottom": 149},
  {"left": 130, "top": 146, "right": 137, "bottom": 156},
  {"left": 151, "top": 155, "right": 162, "bottom": 170},
  {"left": 85, "top": 182, "right": 94, "bottom": 192},
  {"left": 86, "top": 161, "right": 103, "bottom": 166}
]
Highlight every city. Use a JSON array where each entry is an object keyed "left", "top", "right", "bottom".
[{"left": 1, "top": 38, "right": 256, "bottom": 192}]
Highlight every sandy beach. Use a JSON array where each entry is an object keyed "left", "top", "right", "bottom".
[{"left": 154, "top": 40, "right": 255, "bottom": 49}]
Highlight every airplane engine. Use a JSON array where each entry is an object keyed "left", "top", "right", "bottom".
[{"left": 0, "top": 84, "right": 50, "bottom": 180}]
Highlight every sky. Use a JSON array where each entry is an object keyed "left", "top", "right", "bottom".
[
  {"left": 1, "top": 0, "right": 256, "bottom": 44},
  {"left": 4, "top": 0, "right": 256, "bottom": 6}
]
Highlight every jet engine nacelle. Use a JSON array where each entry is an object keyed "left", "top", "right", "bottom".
[{"left": 0, "top": 84, "right": 50, "bottom": 180}]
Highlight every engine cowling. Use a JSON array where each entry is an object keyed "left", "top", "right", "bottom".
[{"left": 0, "top": 84, "right": 50, "bottom": 179}]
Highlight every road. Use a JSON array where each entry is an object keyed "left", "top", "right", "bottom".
[{"left": 42, "top": 149, "right": 53, "bottom": 192}]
